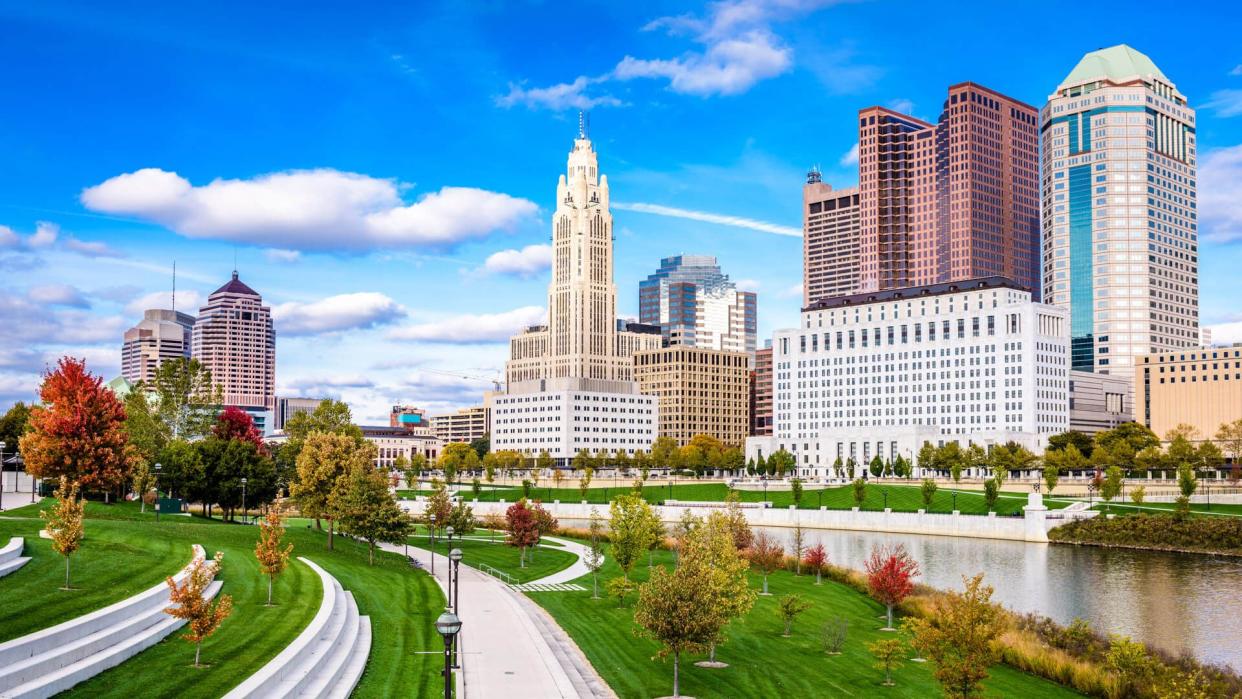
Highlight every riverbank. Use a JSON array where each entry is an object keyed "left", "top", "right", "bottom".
[{"left": 1048, "top": 513, "right": 1242, "bottom": 557}]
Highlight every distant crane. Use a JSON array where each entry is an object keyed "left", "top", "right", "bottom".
[{"left": 420, "top": 368, "right": 504, "bottom": 392}]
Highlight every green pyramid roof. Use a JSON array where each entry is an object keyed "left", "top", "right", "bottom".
[
  {"left": 1060, "top": 45, "right": 1168, "bottom": 88},
  {"left": 106, "top": 376, "right": 135, "bottom": 398}
]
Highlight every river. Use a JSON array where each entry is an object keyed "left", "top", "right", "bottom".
[{"left": 560, "top": 518, "right": 1242, "bottom": 671}]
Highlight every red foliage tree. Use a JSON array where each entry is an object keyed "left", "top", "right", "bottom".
[
  {"left": 213, "top": 406, "right": 265, "bottom": 453},
  {"left": 20, "top": 357, "right": 135, "bottom": 496},
  {"left": 864, "top": 544, "right": 920, "bottom": 630},
  {"left": 505, "top": 499, "right": 541, "bottom": 568},
  {"left": 803, "top": 543, "right": 828, "bottom": 585}
]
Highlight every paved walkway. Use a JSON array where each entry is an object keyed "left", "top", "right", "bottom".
[
  {"left": 0, "top": 474, "right": 37, "bottom": 512},
  {"left": 379, "top": 541, "right": 614, "bottom": 698}
]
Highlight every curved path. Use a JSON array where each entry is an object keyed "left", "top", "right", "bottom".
[{"left": 379, "top": 540, "right": 615, "bottom": 698}]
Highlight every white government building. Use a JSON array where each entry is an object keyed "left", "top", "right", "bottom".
[{"left": 746, "top": 277, "right": 1070, "bottom": 478}]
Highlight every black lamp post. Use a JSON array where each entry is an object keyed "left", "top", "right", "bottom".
[
  {"left": 446, "top": 525, "right": 454, "bottom": 555},
  {"left": 429, "top": 514, "right": 437, "bottom": 577},
  {"left": 449, "top": 548, "right": 463, "bottom": 669},
  {"left": 952, "top": 491, "right": 958, "bottom": 512},
  {"left": 154, "top": 463, "right": 162, "bottom": 522},
  {"left": 1087, "top": 482, "right": 1095, "bottom": 507},
  {"left": 240, "top": 477, "right": 248, "bottom": 524},
  {"left": 0, "top": 440, "right": 6, "bottom": 512},
  {"left": 434, "top": 610, "right": 462, "bottom": 699}
]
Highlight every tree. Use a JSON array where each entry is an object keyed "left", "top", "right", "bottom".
[
  {"left": 609, "top": 494, "right": 654, "bottom": 580},
  {"left": 1095, "top": 422, "right": 1159, "bottom": 465},
  {"left": 790, "top": 478, "right": 804, "bottom": 507},
  {"left": 212, "top": 406, "right": 265, "bottom": 452},
  {"left": 152, "top": 358, "right": 223, "bottom": 441},
  {"left": 1106, "top": 635, "right": 1153, "bottom": 698},
  {"left": 481, "top": 512, "right": 505, "bottom": 543},
  {"left": 195, "top": 435, "right": 275, "bottom": 521},
  {"left": 721, "top": 447, "right": 745, "bottom": 476},
  {"left": 1135, "top": 445, "right": 1165, "bottom": 476},
  {"left": 633, "top": 449, "right": 651, "bottom": 480},
  {"left": 292, "top": 432, "right": 373, "bottom": 548},
  {"left": 790, "top": 522, "right": 806, "bottom": 575},
  {"left": 846, "top": 456, "right": 857, "bottom": 479},
  {"left": 852, "top": 478, "right": 867, "bottom": 508},
  {"left": 22, "top": 357, "right": 136, "bottom": 497},
  {"left": 131, "top": 460, "right": 156, "bottom": 513},
  {"left": 254, "top": 505, "right": 293, "bottom": 605},
  {"left": 480, "top": 452, "right": 496, "bottom": 486},
  {"left": 864, "top": 544, "right": 920, "bottom": 630},
  {"left": 777, "top": 594, "right": 812, "bottom": 637},
  {"left": 1130, "top": 485, "right": 1146, "bottom": 505},
  {"left": 1216, "top": 419, "right": 1242, "bottom": 469},
  {"left": 606, "top": 576, "right": 635, "bottom": 607},
  {"left": 536, "top": 449, "right": 554, "bottom": 478},
  {"left": 869, "top": 638, "right": 905, "bottom": 687},
  {"left": 469, "top": 434, "right": 490, "bottom": 460},
  {"left": 908, "top": 574, "right": 1003, "bottom": 699},
  {"left": 696, "top": 512, "right": 756, "bottom": 665},
  {"left": 869, "top": 455, "right": 884, "bottom": 478},
  {"left": 748, "top": 530, "right": 783, "bottom": 595},
  {"left": 579, "top": 466, "right": 594, "bottom": 501},
  {"left": 438, "top": 442, "right": 476, "bottom": 483},
  {"left": 528, "top": 500, "right": 557, "bottom": 560},
  {"left": 1047, "top": 430, "right": 1094, "bottom": 459},
  {"left": 823, "top": 617, "right": 849, "bottom": 655},
  {"left": 920, "top": 478, "right": 938, "bottom": 510},
  {"left": 832, "top": 455, "right": 844, "bottom": 479},
  {"left": 804, "top": 543, "right": 827, "bottom": 585},
  {"left": 1042, "top": 461, "right": 1061, "bottom": 495},
  {"left": 1196, "top": 441, "right": 1224, "bottom": 476},
  {"left": 124, "top": 390, "right": 167, "bottom": 466},
  {"left": 333, "top": 461, "right": 414, "bottom": 564},
  {"left": 422, "top": 480, "right": 453, "bottom": 533},
  {"left": 0, "top": 401, "right": 32, "bottom": 449},
  {"left": 893, "top": 454, "right": 910, "bottom": 479},
  {"left": 1176, "top": 460, "right": 1198, "bottom": 518},
  {"left": 983, "top": 478, "right": 999, "bottom": 512},
  {"left": 471, "top": 477, "right": 482, "bottom": 500},
  {"left": 722, "top": 492, "right": 753, "bottom": 550},
  {"left": 768, "top": 449, "right": 796, "bottom": 477},
  {"left": 572, "top": 448, "right": 594, "bottom": 475},
  {"left": 279, "top": 399, "right": 362, "bottom": 486},
  {"left": 41, "top": 476, "right": 85, "bottom": 589},
  {"left": 963, "top": 443, "right": 985, "bottom": 481},
  {"left": 1101, "top": 465, "right": 1124, "bottom": 512},
  {"left": 164, "top": 551, "right": 232, "bottom": 667},
  {"left": 505, "top": 499, "right": 540, "bottom": 567},
  {"left": 614, "top": 448, "right": 631, "bottom": 476},
  {"left": 916, "top": 442, "right": 937, "bottom": 476},
  {"left": 1046, "top": 443, "right": 1086, "bottom": 484},
  {"left": 650, "top": 436, "right": 679, "bottom": 471},
  {"left": 584, "top": 509, "right": 606, "bottom": 599},
  {"left": 157, "top": 439, "right": 203, "bottom": 500}
]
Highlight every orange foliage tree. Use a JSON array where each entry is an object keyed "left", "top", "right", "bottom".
[
  {"left": 254, "top": 505, "right": 294, "bottom": 605},
  {"left": 505, "top": 499, "right": 540, "bottom": 568},
  {"left": 21, "top": 357, "right": 135, "bottom": 498},
  {"left": 165, "top": 551, "right": 233, "bottom": 667}
]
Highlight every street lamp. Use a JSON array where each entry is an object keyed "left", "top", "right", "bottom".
[
  {"left": 763, "top": 480, "right": 768, "bottom": 503},
  {"left": 446, "top": 525, "right": 454, "bottom": 563},
  {"left": 449, "top": 548, "right": 463, "bottom": 670},
  {"left": 240, "top": 477, "right": 248, "bottom": 524},
  {"left": 951, "top": 491, "right": 958, "bottom": 512},
  {"left": 0, "top": 441, "right": 6, "bottom": 512},
  {"left": 153, "top": 463, "right": 162, "bottom": 522},
  {"left": 434, "top": 610, "right": 462, "bottom": 699}
]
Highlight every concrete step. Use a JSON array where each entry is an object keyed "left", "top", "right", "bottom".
[
  {"left": 0, "top": 580, "right": 222, "bottom": 699},
  {"left": 0, "top": 538, "right": 23, "bottom": 565},
  {"left": 324, "top": 616, "right": 370, "bottom": 699},
  {"left": 0, "top": 557, "right": 30, "bottom": 579},
  {"left": 296, "top": 592, "right": 362, "bottom": 698}
]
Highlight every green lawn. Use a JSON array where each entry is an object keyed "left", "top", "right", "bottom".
[
  {"left": 425, "top": 482, "right": 1067, "bottom": 516},
  {"left": 405, "top": 528, "right": 578, "bottom": 583},
  {"left": 1088, "top": 500, "right": 1242, "bottom": 517},
  {"left": 0, "top": 500, "right": 447, "bottom": 698},
  {"left": 530, "top": 541, "right": 1082, "bottom": 698}
]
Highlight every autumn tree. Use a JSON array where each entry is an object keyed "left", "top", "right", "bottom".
[
  {"left": 41, "top": 476, "right": 85, "bottom": 589},
  {"left": 804, "top": 543, "right": 827, "bottom": 585},
  {"left": 869, "top": 638, "right": 905, "bottom": 686},
  {"left": 536, "top": 449, "right": 554, "bottom": 478},
  {"left": 777, "top": 594, "right": 812, "bottom": 637},
  {"left": 579, "top": 466, "right": 594, "bottom": 501},
  {"left": 422, "top": 480, "right": 452, "bottom": 533},
  {"left": 790, "top": 478, "right": 804, "bottom": 508},
  {"left": 748, "top": 530, "right": 784, "bottom": 595},
  {"left": 649, "top": 436, "right": 679, "bottom": 471},
  {"left": 505, "top": 499, "right": 540, "bottom": 567},
  {"left": 722, "top": 492, "right": 753, "bottom": 550},
  {"left": 908, "top": 574, "right": 1003, "bottom": 699},
  {"left": 279, "top": 399, "right": 363, "bottom": 485},
  {"left": 213, "top": 406, "right": 265, "bottom": 452},
  {"left": 164, "top": 551, "right": 232, "bottom": 667},
  {"left": 608, "top": 493, "right": 656, "bottom": 580},
  {"left": 334, "top": 461, "right": 414, "bottom": 564},
  {"left": 480, "top": 512, "right": 505, "bottom": 543},
  {"left": 438, "top": 442, "right": 476, "bottom": 484},
  {"left": 921, "top": 478, "right": 938, "bottom": 510},
  {"left": 254, "top": 505, "right": 293, "bottom": 605},
  {"left": 1216, "top": 419, "right": 1242, "bottom": 469},
  {"left": 698, "top": 512, "right": 755, "bottom": 666},
  {"left": 585, "top": 509, "right": 606, "bottom": 599},
  {"left": 865, "top": 543, "right": 920, "bottom": 630},
  {"left": 21, "top": 357, "right": 136, "bottom": 498},
  {"left": 292, "top": 432, "right": 374, "bottom": 549}
]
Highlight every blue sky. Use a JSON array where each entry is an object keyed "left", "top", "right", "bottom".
[{"left": 2, "top": 0, "right": 1240, "bottom": 422}]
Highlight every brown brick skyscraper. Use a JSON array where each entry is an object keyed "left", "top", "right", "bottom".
[{"left": 857, "top": 82, "right": 1040, "bottom": 298}]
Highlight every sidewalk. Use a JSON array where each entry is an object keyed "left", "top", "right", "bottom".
[{"left": 0, "top": 473, "right": 37, "bottom": 512}]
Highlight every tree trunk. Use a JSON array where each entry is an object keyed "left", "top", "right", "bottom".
[
  {"left": 762, "top": 574, "right": 768, "bottom": 595},
  {"left": 648, "top": 550, "right": 653, "bottom": 567},
  {"left": 64, "top": 554, "right": 71, "bottom": 589},
  {"left": 886, "top": 604, "right": 894, "bottom": 630},
  {"left": 140, "top": 498, "right": 146, "bottom": 514},
  {"left": 592, "top": 573, "right": 599, "bottom": 599},
  {"left": 815, "top": 570, "right": 822, "bottom": 585},
  {"left": 369, "top": 541, "right": 375, "bottom": 565},
  {"left": 673, "top": 650, "right": 680, "bottom": 697},
  {"left": 328, "top": 520, "right": 335, "bottom": 550},
  {"left": 195, "top": 641, "right": 201, "bottom": 667},
  {"left": 784, "top": 620, "right": 791, "bottom": 636},
  {"left": 520, "top": 546, "right": 526, "bottom": 568},
  {"left": 709, "top": 642, "right": 717, "bottom": 663},
  {"left": 315, "top": 517, "right": 322, "bottom": 531},
  {"left": 267, "top": 574, "right": 273, "bottom": 606}
]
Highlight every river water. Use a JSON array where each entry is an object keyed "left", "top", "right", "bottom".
[{"left": 560, "top": 518, "right": 1242, "bottom": 671}]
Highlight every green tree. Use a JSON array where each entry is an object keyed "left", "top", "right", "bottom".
[
  {"left": 609, "top": 494, "right": 655, "bottom": 581},
  {"left": 768, "top": 449, "right": 796, "bottom": 477},
  {"left": 777, "top": 594, "right": 812, "bottom": 637},
  {"left": 832, "top": 455, "right": 844, "bottom": 479},
  {"left": 280, "top": 399, "right": 362, "bottom": 485},
  {"left": 633, "top": 449, "right": 651, "bottom": 480},
  {"left": 650, "top": 436, "right": 680, "bottom": 471},
  {"left": 292, "top": 432, "right": 373, "bottom": 548},
  {"left": 1134, "top": 445, "right": 1166, "bottom": 476},
  {"left": 1044, "top": 443, "right": 1085, "bottom": 487},
  {"left": 0, "top": 401, "right": 32, "bottom": 449},
  {"left": 572, "top": 448, "right": 594, "bottom": 474},
  {"left": 131, "top": 460, "right": 156, "bottom": 513},
  {"left": 579, "top": 466, "right": 594, "bottom": 501},
  {"left": 869, "top": 455, "right": 884, "bottom": 478},
  {"left": 152, "top": 358, "right": 222, "bottom": 441},
  {"left": 1101, "top": 465, "right": 1123, "bottom": 511},
  {"left": 156, "top": 439, "right": 203, "bottom": 500},
  {"left": 916, "top": 442, "right": 937, "bottom": 476},
  {"left": 584, "top": 509, "right": 606, "bottom": 599},
  {"left": 1106, "top": 635, "right": 1152, "bottom": 698},
  {"left": 1176, "top": 460, "right": 1198, "bottom": 518},
  {"left": 438, "top": 442, "right": 476, "bottom": 483},
  {"left": 1196, "top": 441, "right": 1225, "bottom": 475},
  {"left": 944, "top": 442, "right": 968, "bottom": 484},
  {"left": 1042, "top": 461, "right": 1061, "bottom": 495},
  {"left": 920, "top": 478, "right": 938, "bottom": 510},
  {"left": 721, "top": 447, "right": 745, "bottom": 476},
  {"left": 869, "top": 638, "right": 905, "bottom": 687},
  {"left": 852, "top": 478, "right": 867, "bottom": 508},
  {"left": 908, "top": 574, "right": 1003, "bottom": 699},
  {"left": 469, "top": 434, "right": 489, "bottom": 459},
  {"left": 1047, "top": 430, "right": 1094, "bottom": 458},
  {"left": 982, "top": 478, "right": 999, "bottom": 512},
  {"left": 123, "top": 389, "right": 167, "bottom": 466},
  {"left": 697, "top": 511, "right": 756, "bottom": 664},
  {"left": 42, "top": 477, "right": 85, "bottom": 589},
  {"left": 1216, "top": 418, "right": 1242, "bottom": 468},
  {"left": 790, "top": 478, "right": 804, "bottom": 507},
  {"left": 1095, "top": 423, "right": 1159, "bottom": 465}
]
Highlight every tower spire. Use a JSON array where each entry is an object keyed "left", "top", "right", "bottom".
[
  {"left": 172, "top": 260, "right": 176, "bottom": 312},
  {"left": 578, "top": 110, "right": 590, "bottom": 140}
]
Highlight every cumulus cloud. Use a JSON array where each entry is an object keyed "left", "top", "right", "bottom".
[
  {"left": 1209, "top": 321, "right": 1242, "bottom": 345},
  {"left": 613, "top": 201, "right": 801, "bottom": 236},
  {"left": 124, "top": 289, "right": 204, "bottom": 316},
  {"left": 264, "top": 248, "right": 301, "bottom": 263},
  {"left": 736, "top": 278, "right": 761, "bottom": 292},
  {"left": 28, "top": 284, "right": 90, "bottom": 308},
  {"left": 28, "top": 222, "right": 58, "bottom": 248},
  {"left": 496, "top": 76, "right": 623, "bottom": 110},
  {"left": 1204, "top": 89, "right": 1242, "bottom": 117},
  {"left": 388, "top": 306, "right": 546, "bottom": 344},
  {"left": 0, "top": 293, "right": 125, "bottom": 345},
  {"left": 281, "top": 374, "right": 377, "bottom": 393},
  {"left": 614, "top": 30, "right": 791, "bottom": 96},
  {"left": 1200, "top": 144, "right": 1242, "bottom": 243},
  {"left": 0, "top": 221, "right": 119, "bottom": 257},
  {"left": 839, "top": 142, "right": 859, "bottom": 167},
  {"left": 80, "top": 168, "right": 538, "bottom": 252},
  {"left": 478, "top": 244, "right": 552, "bottom": 277},
  {"left": 271, "top": 292, "right": 406, "bottom": 336},
  {"left": 779, "top": 282, "right": 803, "bottom": 298}
]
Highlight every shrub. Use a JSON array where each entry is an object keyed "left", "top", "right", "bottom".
[
  {"left": 822, "top": 617, "right": 849, "bottom": 655},
  {"left": 1048, "top": 513, "right": 1242, "bottom": 556}
]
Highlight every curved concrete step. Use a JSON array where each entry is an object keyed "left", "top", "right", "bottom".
[
  {"left": 0, "top": 580, "right": 222, "bottom": 699},
  {"left": 223, "top": 557, "right": 371, "bottom": 699},
  {"left": 0, "top": 537, "right": 23, "bottom": 564},
  {"left": 0, "top": 557, "right": 30, "bottom": 579}
]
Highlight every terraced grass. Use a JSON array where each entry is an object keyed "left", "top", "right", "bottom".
[
  {"left": 427, "top": 482, "right": 1068, "bottom": 516},
  {"left": 405, "top": 528, "right": 578, "bottom": 583},
  {"left": 0, "top": 500, "right": 447, "bottom": 698},
  {"left": 530, "top": 539, "right": 1083, "bottom": 698}
]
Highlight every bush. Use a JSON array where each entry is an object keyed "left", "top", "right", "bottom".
[
  {"left": 1048, "top": 513, "right": 1242, "bottom": 556},
  {"left": 822, "top": 617, "right": 849, "bottom": 655}
]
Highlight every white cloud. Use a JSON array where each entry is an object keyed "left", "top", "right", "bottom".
[
  {"left": 1232, "top": 65, "right": 1242, "bottom": 76},
  {"left": 1208, "top": 321, "right": 1242, "bottom": 345},
  {"left": 1200, "top": 144, "right": 1242, "bottom": 243},
  {"left": 124, "top": 289, "right": 204, "bottom": 316},
  {"left": 271, "top": 292, "right": 406, "bottom": 336},
  {"left": 281, "top": 374, "right": 376, "bottom": 393},
  {"left": 479, "top": 244, "right": 552, "bottom": 277},
  {"left": 0, "top": 221, "right": 118, "bottom": 258},
  {"left": 779, "top": 282, "right": 803, "bottom": 298},
  {"left": 839, "top": 142, "right": 859, "bottom": 167},
  {"left": 81, "top": 168, "right": 538, "bottom": 251},
  {"left": 736, "top": 278, "right": 761, "bottom": 292},
  {"left": 388, "top": 306, "right": 546, "bottom": 344},
  {"left": 888, "top": 97, "right": 915, "bottom": 115},
  {"left": 28, "top": 284, "right": 90, "bottom": 308},
  {"left": 63, "top": 237, "right": 123, "bottom": 257},
  {"left": 264, "top": 248, "right": 301, "bottom": 263},
  {"left": 28, "top": 222, "right": 58, "bottom": 248},
  {"left": 614, "top": 30, "right": 791, "bottom": 96},
  {"left": 1203, "top": 89, "right": 1242, "bottom": 117},
  {"left": 613, "top": 201, "right": 801, "bottom": 237},
  {"left": 0, "top": 225, "right": 19, "bottom": 247},
  {"left": 805, "top": 45, "right": 881, "bottom": 94},
  {"left": 496, "top": 76, "right": 623, "bottom": 111}
]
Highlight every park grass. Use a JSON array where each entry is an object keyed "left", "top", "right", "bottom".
[
  {"left": 530, "top": 544, "right": 1083, "bottom": 699},
  {"left": 405, "top": 528, "right": 578, "bottom": 583},
  {"left": 423, "top": 481, "right": 1068, "bottom": 516},
  {"left": 0, "top": 501, "right": 447, "bottom": 698},
  {"left": 1088, "top": 500, "right": 1242, "bottom": 517}
]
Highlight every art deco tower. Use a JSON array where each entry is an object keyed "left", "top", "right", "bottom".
[{"left": 193, "top": 271, "right": 276, "bottom": 412}]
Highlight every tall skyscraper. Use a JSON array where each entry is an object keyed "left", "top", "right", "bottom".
[
  {"left": 803, "top": 172, "right": 860, "bottom": 305},
  {"left": 638, "top": 255, "right": 757, "bottom": 355},
  {"left": 1041, "top": 45, "right": 1198, "bottom": 375},
  {"left": 121, "top": 309, "right": 195, "bottom": 384},
  {"left": 506, "top": 121, "right": 661, "bottom": 385},
  {"left": 193, "top": 271, "right": 276, "bottom": 413},
  {"left": 857, "top": 83, "right": 1040, "bottom": 298}
]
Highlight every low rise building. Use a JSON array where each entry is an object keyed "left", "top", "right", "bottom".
[
  {"left": 274, "top": 396, "right": 325, "bottom": 432},
  {"left": 748, "top": 277, "right": 1070, "bottom": 477},
  {"left": 359, "top": 425, "right": 443, "bottom": 472},
  {"left": 390, "top": 405, "right": 429, "bottom": 431},
  {"left": 1068, "top": 371, "right": 1132, "bottom": 435},
  {"left": 1135, "top": 345, "right": 1242, "bottom": 444},
  {"left": 430, "top": 407, "right": 487, "bottom": 443},
  {"left": 633, "top": 346, "right": 750, "bottom": 447}
]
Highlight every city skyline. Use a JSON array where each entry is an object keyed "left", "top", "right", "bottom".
[{"left": 2, "top": 2, "right": 1241, "bottom": 424}]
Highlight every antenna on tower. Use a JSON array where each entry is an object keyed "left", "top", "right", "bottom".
[
  {"left": 172, "top": 260, "right": 176, "bottom": 312},
  {"left": 806, "top": 165, "right": 822, "bottom": 184}
]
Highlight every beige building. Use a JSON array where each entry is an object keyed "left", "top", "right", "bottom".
[
  {"left": 192, "top": 271, "right": 275, "bottom": 411},
  {"left": 121, "top": 309, "right": 195, "bottom": 384},
  {"left": 1068, "top": 370, "right": 1132, "bottom": 435},
  {"left": 803, "top": 174, "right": 860, "bottom": 306},
  {"left": 431, "top": 407, "right": 487, "bottom": 444},
  {"left": 633, "top": 346, "right": 750, "bottom": 447},
  {"left": 1136, "top": 346, "right": 1242, "bottom": 443}
]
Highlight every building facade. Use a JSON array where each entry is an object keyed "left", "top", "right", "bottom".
[
  {"left": 121, "top": 309, "right": 195, "bottom": 385},
  {"left": 1068, "top": 370, "right": 1132, "bottom": 435},
  {"left": 638, "top": 255, "right": 757, "bottom": 355},
  {"left": 1041, "top": 45, "right": 1198, "bottom": 375},
  {"left": 1135, "top": 346, "right": 1242, "bottom": 445},
  {"left": 192, "top": 271, "right": 276, "bottom": 413},
  {"left": 751, "top": 346, "right": 773, "bottom": 436},
  {"left": 747, "top": 277, "right": 1069, "bottom": 477},
  {"left": 632, "top": 346, "right": 750, "bottom": 447},
  {"left": 430, "top": 407, "right": 488, "bottom": 444},
  {"left": 858, "top": 83, "right": 1040, "bottom": 299},
  {"left": 390, "top": 405, "right": 428, "bottom": 431},
  {"left": 360, "top": 425, "right": 442, "bottom": 472},
  {"left": 803, "top": 174, "right": 861, "bottom": 306},
  {"left": 273, "top": 396, "right": 324, "bottom": 432}
]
